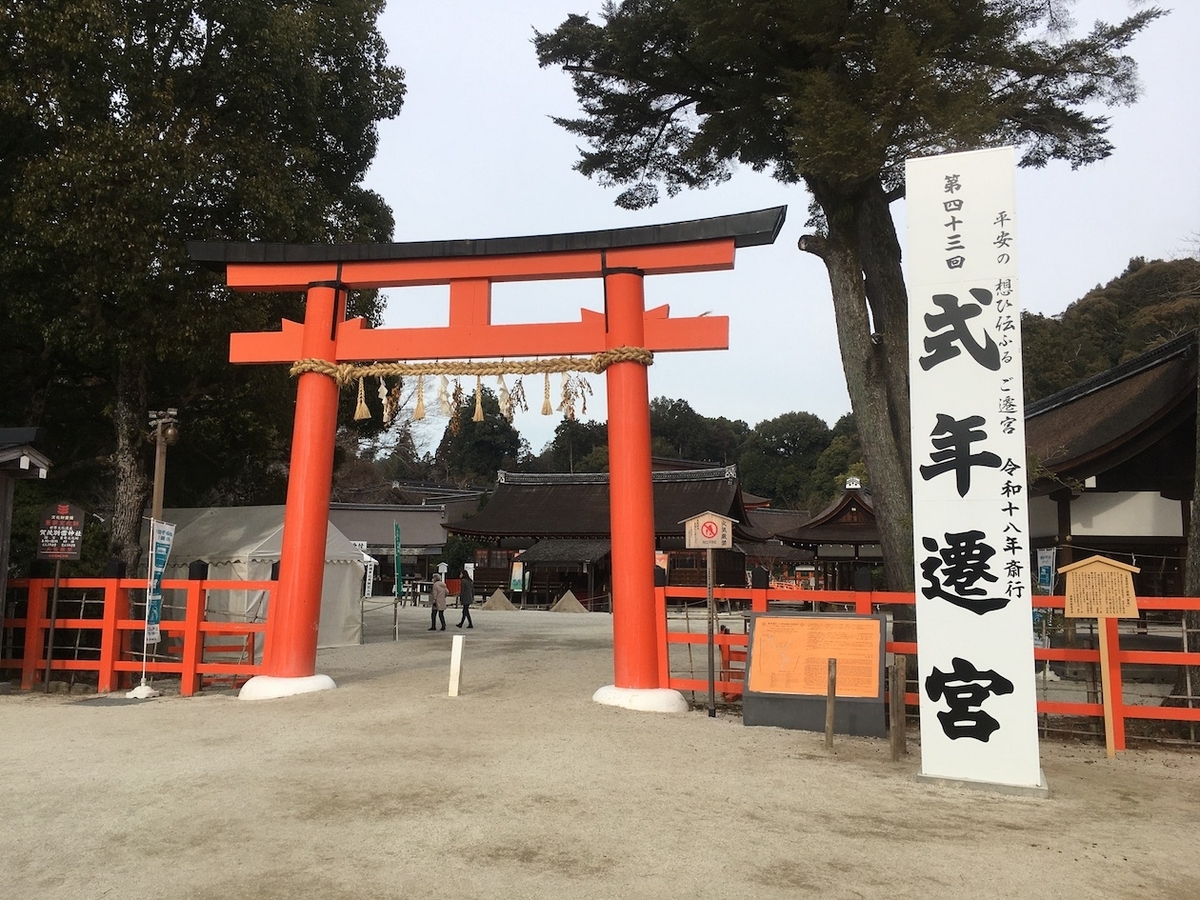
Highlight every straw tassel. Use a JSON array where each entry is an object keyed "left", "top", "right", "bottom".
[
  {"left": 413, "top": 375, "right": 426, "bottom": 420},
  {"left": 541, "top": 372, "right": 553, "bottom": 415},
  {"left": 354, "top": 377, "right": 371, "bottom": 420},
  {"left": 473, "top": 376, "right": 484, "bottom": 422}
]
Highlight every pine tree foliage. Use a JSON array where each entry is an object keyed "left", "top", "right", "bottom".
[{"left": 536, "top": 0, "right": 1163, "bottom": 588}]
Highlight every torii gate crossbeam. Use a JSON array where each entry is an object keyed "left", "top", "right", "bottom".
[{"left": 189, "top": 206, "right": 785, "bottom": 705}]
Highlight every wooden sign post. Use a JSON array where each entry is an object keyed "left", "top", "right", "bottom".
[
  {"left": 742, "top": 613, "right": 888, "bottom": 737},
  {"left": 36, "top": 502, "right": 85, "bottom": 692},
  {"left": 1059, "top": 555, "right": 1140, "bottom": 758},
  {"left": 683, "top": 511, "right": 736, "bottom": 718}
]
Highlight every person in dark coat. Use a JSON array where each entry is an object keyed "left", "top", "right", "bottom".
[{"left": 456, "top": 571, "right": 474, "bottom": 628}]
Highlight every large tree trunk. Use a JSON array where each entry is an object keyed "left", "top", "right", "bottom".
[
  {"left": 800, "top": 175, "right": 914, "bottom": 591},
  {"left": 856, "top": 179, "right": 911, "bottom": 461},
  {"left": 109, "top": 353, "right": 150, "bottom": 572}
]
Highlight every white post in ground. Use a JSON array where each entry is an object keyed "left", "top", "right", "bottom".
[{"left": 449, "top": 634, "right": 465, "bottom": 697}]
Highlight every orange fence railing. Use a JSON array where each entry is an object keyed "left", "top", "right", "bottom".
[
  {"left": 656, "top": 586, "right": 1200, "bottom": 749},
  {"left": 1, "top": 577, "right": 272, "bottom": 696}
]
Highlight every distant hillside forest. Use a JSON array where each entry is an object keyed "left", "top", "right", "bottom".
[
  {"left": 333, "top": 256, "right": 1200, "bottom": 514},
  {"left": 1022, "top": 256, "right": 1200, "bottom": 403}
]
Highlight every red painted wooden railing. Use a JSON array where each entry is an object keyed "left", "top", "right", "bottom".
[
  {"left": 655, "top": 586, "right": 1200, "bottom": 750},
  {"left": 1, "top": 577, "right": 271, "bottom": 696}
]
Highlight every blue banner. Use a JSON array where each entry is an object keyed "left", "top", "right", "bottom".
[{"left": 145, "top": 520, "right": 175, "bottom": 644}]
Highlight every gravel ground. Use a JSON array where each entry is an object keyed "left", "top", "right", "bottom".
[{"left": 1, "top": 605, "right": 1197, "bottom": 900}]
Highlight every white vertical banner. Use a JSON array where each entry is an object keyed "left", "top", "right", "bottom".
[{"left": 906, "top": 147, "right": 1042, "bottom": 789}]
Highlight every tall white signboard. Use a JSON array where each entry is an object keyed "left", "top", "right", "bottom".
[{"left": 906, "top": 147, "right": 1042, "bottom": 790}]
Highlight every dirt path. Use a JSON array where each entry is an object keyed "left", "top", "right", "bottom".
[{"left": 2, "top": 607, "right": 1197, "bottom": 900}]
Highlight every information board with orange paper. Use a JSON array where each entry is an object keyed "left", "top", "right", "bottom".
[{"left": 747, "top": 615, "right": 883, "bottom": 698}]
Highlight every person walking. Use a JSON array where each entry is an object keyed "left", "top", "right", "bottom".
[
  {"left": 456, "top": 570, "right": 474, "bottom": 628},
  {"left": 429, "top": 574, "right": 448, "bottom": 631}
]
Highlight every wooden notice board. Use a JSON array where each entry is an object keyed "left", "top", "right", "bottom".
[
  {"left": 1061, "top": 558, "right": 1139, "bottom": 619},
  {"left": 743, "top": 613, "right": 887, "bottom": 737},
  {"left": 1058, "top": 554, "right": 1140, "bottom": 759},
  {"left": 747, "top": 615, "right": 883, "bottom": 698}
]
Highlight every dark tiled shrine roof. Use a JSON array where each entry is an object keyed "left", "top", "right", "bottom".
[
  {"left": 745, "top": 507, "right": 812, "bottom": 536},
  {"left": 1025, "top": 330, "right": 1197, "bottom": 495},
  {"left": 446, "top": 468, "right": 769, "bottom": 542},
  {"left": 516, "top": 539, "right": 612, "bottom": 565},
  {"left": 0, "top": 427, "right": 50, "bottom": 477},
  {"left": 775, "top": 487, "right": 880, "bottom": 547}
]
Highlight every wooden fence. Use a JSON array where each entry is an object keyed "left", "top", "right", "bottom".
[
  {"left": 6, "top": 578, "right": 1200, "bottom": 749},
  {"left": 655, "top": 586, "right": 1200, "bottom": 750},
  {"left": 1, "top": 577, "right": 271, "bottom": 696}
]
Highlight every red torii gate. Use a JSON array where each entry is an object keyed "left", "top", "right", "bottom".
[{"left": 189, "top": 206, "right": 784, "bottom": 704}]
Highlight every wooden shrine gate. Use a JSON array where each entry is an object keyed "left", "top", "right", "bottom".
[{"left": 189, "top": 207, "right": 785, "bottom": 701}]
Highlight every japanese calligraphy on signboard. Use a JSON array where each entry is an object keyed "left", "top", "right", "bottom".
[
  {"left": 747, "top": 615, "right": 883, "bottom": 698},
  {"left": 1061, "top": 556, "right": 1139, "bottom": 619},
  {"left": 906, "top": 147, "right": 1041, "bottom": 789},
  {"left": 683, "top": 511, "right": 734, "bottom": 550},
  {"left": 37, "top": 502, "right": 86, "bottom": 561}
]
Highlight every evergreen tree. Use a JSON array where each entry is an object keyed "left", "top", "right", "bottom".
[
  {"left": 0, "top": 1, "right": 405, "bottom": 567},
  {"left": 435, "top": 389, "right": 525, "bottom": 485},
  {"left": 537, "top": 0, "right": 1162, "bottom": 588},
  {"left": 1022, "top": 257, "right": 1200, "bottom": 402}
]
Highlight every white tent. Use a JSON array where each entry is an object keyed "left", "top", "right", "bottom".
[{"left": 160, "top": 506, "right": 364, "bottom": 648}]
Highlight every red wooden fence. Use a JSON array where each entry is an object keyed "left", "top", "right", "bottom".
[
  {"left": 7, "top": 577, "right": 1199, "bottom": 747},
  {"left": 1, "top": 577, "right": 271, "bottom": 696},
  {"left": 656, "top": 586, "right": 1200, "bottom": 750}
]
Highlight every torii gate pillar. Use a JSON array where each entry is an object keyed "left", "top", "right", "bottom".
[
  {"left": 603, "top": 270, "right": 659, "bottom": 691},
  {"left": 189, "top": 207, "right": 785, "bottom": 706},
  {"left": 270, "top": 282, "right": 343, "bottom": 678}
]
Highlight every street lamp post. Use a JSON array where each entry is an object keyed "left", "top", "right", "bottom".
[
  {"left": 148, "top": 408, "right": 179, "bottom": 521},
  {"left": 129, "top": 408, "right": 179, "bottom": 701}
]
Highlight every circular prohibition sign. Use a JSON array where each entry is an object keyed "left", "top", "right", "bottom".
[{"left": 700, "top": 520, "right": 720, "bottom": 540}]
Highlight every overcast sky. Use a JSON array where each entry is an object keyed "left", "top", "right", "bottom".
[{"left": 362, "top": 1, "right": 1200, "bottom": 457}]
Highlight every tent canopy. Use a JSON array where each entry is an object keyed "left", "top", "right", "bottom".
[
  {"left": 159, "top": 506, "right": 364, "bottom": 648},
  {"left": 164, "top": 505, "right": 363, "bottom": 565}
]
